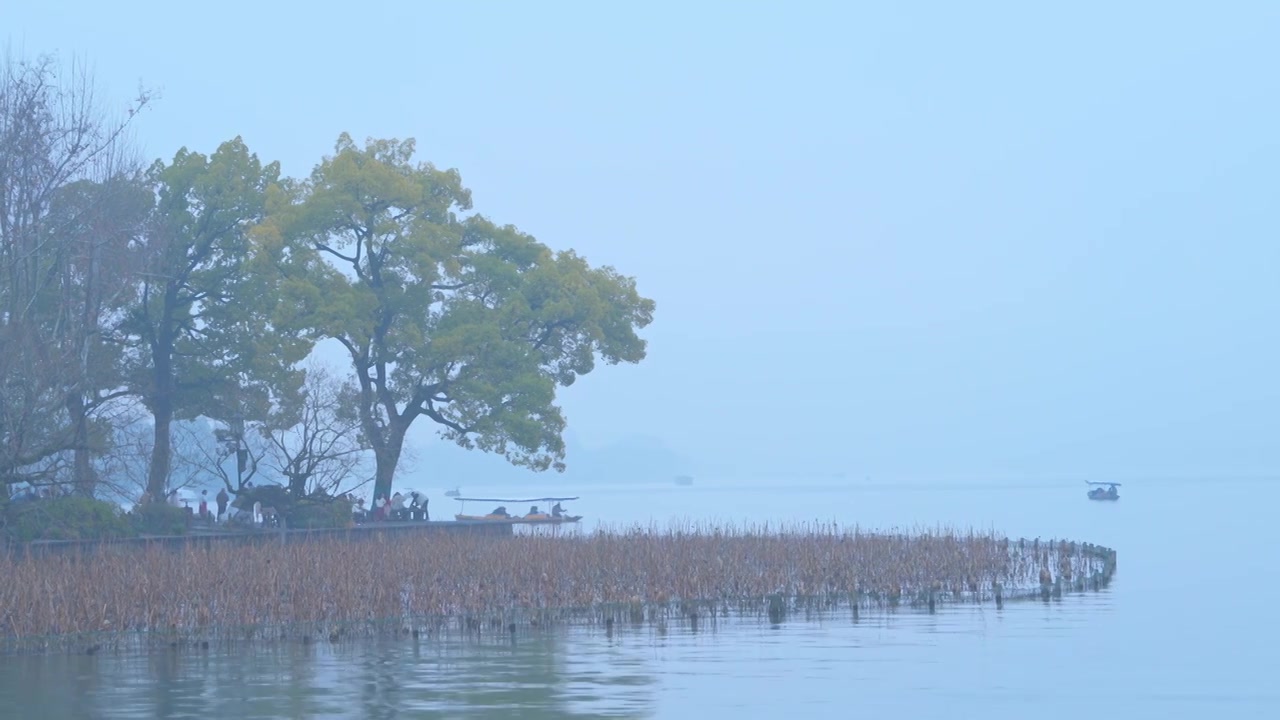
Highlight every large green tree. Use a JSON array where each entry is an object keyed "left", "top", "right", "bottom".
[
  {"left": 121, "top": 138, "right": 310, "bottom": 502},
  {"left": 267, "top": 134, "right": 654, "bottom": 501}
]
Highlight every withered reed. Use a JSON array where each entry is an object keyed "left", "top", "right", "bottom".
[{"left": 0, "top": 522, "right": 1115, "bottom": 654}]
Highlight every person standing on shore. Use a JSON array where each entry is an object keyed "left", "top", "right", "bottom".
[{"left": 216, "top": 488, "right": 229, "bottom": 523}]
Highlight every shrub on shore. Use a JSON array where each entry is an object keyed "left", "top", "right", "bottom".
[
  {"left": 130, "top": 504, "right": 189, "bottom": 537},
  {"left": 2, "top": 497, "right": 135, "bottom": 543},
  {"left": 284, "top": 495, "right": 354, "bottom": 529}
]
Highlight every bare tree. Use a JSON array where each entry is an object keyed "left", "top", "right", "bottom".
[
  {"left": 167, "top": 364, "right": 370, "bottom": 502},
  {"left": 94, "top": 412, "right": 259, "bottom": 508},
  {"left": 262, "top": 363, "right": 369, "bottom": 498},
  {"left": 0, "top": 50, "right": 151, "bottom": 498},
  {"left": 178, "top": 418, "right": 268, "bottom": 497},
  {"left": 88, "top": 401, "right": 155, "bottom": 507}
]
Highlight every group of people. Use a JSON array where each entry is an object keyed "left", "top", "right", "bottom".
[
  {"left": 354, "top": 490, "right": 429, "bottom": 523},
  {"left": 488, "top": 502, "right": 567, "bottom": 519},
  {"left": 152, "top": 488, "right": 233, "bottom": 522},
  {"left": 140, "top": 487, "right": 278, "bottom": 527},
  {"left": 138, "top": 485, "right": 443, "bottom": 528}
]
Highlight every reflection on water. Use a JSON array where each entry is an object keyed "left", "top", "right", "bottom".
[
  {"left": 0, "top": 598, "right": 1130, "bottom": 719},
  {"left": 0, "top": 631, "right": 659, "bottom": 719}
]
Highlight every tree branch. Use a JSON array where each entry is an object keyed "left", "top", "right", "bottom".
[{"left": 314, "top": 241, "right": 357, "bottom": 265}]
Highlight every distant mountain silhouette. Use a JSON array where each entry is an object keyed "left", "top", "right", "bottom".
[{"left": 561, "top": 435, "right": 688, "bottom": 483}]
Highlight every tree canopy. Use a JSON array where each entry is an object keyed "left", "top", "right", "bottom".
[
  {"left": 121, "top": 138, "right": 312, "bottom": 501},
  {"left": 3, "top": 52, "right": 654, "bottom": 507},
  {"left": 265, "top": 134, "right": 654, "bottom": 500}
]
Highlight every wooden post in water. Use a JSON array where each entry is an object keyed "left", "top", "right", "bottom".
[{"left": 767, "top": 594, "right": 785, "bottom": 626}]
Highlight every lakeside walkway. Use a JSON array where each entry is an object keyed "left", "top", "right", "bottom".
[{"left": 6, "top": 517, "right": 515, "bottom": 558}]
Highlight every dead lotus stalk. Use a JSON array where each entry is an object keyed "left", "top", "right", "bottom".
[{"left": 0, "top": 523, "right": 1115, "bottom": 654}]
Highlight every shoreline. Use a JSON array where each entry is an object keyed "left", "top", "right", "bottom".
[{"left": 3, "top": 517, "right": 516, "bottom": 558}]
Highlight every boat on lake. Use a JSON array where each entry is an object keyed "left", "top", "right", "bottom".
[
  {"left": 1086, "top": 481, "right": 1120, "bottom": 501},
  {"left": 454, "top": 496, "right": 582, "bottom": 524},
  {"left": 444, "top": 487, "right": 461, "bottom": 498}
]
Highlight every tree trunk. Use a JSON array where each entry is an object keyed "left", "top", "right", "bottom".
[
  {"left": 287, "top": 471, "right": 307, "bottom": 497},
  {"left": 147, "top": 397, "right": 172, "bottom": 502},
  {"left": 371, "top": 423, "right": 408, "bottom": 503},
  {"left": 146, "top": 325, "right": 175, "bottom": 502},
  {"left": 67, "top": 393, "right": 96, "bottom": 498}
]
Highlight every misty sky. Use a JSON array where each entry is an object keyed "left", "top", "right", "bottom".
[{"left": 7, "top": 2, "right": 1278, "bottom": 482}]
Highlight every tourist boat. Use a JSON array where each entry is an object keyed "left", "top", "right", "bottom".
[
  {"left": 454, "top": 496, "right": 582, "bottom": 524},
  {"left": 1086, "top": 481, "right": 1121, "bottom": 501},
  {"left": 444, "top": 487, "right": 461, "bottom": 498}
]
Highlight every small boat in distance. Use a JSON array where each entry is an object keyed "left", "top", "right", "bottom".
[
  {"left": 444, "top": 487, "right": 461, "bottom": 498},
  {"left": 454, "top": 496, "right": 582, "bottom": 524},
  {"left": 675, "top": 475, "right": 694, "bottom": 486},
  {"left": 1086, "top": 481, "right": 1121, "bottom": 501}
]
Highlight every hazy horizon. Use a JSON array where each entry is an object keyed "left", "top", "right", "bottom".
[{"left": 8, "top": 1, "right": 1278, "bottom": 484}]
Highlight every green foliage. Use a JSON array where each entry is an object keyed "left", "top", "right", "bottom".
[
  {"left": 120, "top": 137, "right": 313, "bottom": 498},
  {"left": 266, "top": 134, "right": 655, "bottom": 497},
  {"left": 129, "top": 137, "right": 308, "bottom": 418},
  {"left": 5, "top": 115, "right": 654, "bottom": 504},
  {"left": 231, "top": 485, "right": 352, "bottom": 529},
  {"left": 235, "top": 484, "right": 290, "bottom": 512},
  {"left": 130, "top": 503, "right": 190, "bottom": 537},
  {"left": 283, "top": 496, "right": 354, "bottom": 530},
  {"left": 2, "top": 497, "right": 136, "bottom": 543}
]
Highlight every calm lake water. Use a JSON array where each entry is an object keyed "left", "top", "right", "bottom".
[{"left": 2, "top": 476, "right": 1276, "bottom": 718}]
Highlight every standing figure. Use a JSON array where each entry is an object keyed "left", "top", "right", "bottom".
[{"left": 216, "top": 488, "right": 229, "bottom": 523}]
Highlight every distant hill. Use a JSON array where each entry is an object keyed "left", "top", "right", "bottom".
[{"left": 561, "top": 435, "right": 689, "bottom": 483}]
